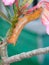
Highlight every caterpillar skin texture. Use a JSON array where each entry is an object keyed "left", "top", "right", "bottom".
[{"left": 7, "top": 7, "right": 42, "bottom": 45}]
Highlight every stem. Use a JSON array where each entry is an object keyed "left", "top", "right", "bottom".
[
  {"left": 3, "top": 47, "right": 49, "bottom": 64},
  {"left": 0, "top": 41, "right": 9, "bottom": 65}
]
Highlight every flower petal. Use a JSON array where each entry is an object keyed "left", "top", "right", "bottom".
[
  {"left": 46, "top": 25, "right": 49, "bottom": 35},
  {"left": 2, "top": 0, "right": 15, "bottom": 6}
]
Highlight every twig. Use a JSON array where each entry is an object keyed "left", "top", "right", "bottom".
[
  {"left": 0, "top": 41, "right": 9, "bottom": 65},
  {"left": 2, "top": 47, "right": 49, "bottom": 64}
]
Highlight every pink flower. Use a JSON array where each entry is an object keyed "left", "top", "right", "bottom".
[
  {"left": 2, "top": 0, "right": 15, "bottom": 6},
  {"left": 41, "top": 4, "right": 49, "bottom": 34},
  {"left": 46, "top": 25, "right": 49, "bottom": 35}
]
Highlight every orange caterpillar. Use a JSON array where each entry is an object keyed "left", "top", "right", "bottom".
[{"left": 7, "top": 7, "right": 42, "bottom": 45}]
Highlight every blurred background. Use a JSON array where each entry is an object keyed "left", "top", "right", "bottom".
[{"left": 0, "top": 0, "right": 49, "bottom": 65}]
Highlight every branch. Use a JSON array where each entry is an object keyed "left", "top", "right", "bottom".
[
  {"left": 7, "top": 8, "right": 42, "bottom": 44},
  {"left": 2, "top": 47, "right": 49, "bottom": 64},
  {"left": 0, "top": 41, "right": 9, "bottom": 65}
]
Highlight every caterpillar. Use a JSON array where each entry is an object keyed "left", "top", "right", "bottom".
[{"left": 7, "top": 7, "right": 42, "bottom": 45}]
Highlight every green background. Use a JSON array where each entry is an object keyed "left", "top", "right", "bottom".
[{"left": 0, "top": 17, "right": 49, "bottom": 65}]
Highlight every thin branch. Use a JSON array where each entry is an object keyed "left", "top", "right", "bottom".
[
  {"left": 2, "top": 47, "right": 49, "bottom": 64},
  {"left": 0, "top": 41, "right": 9, "bottom": 65}
]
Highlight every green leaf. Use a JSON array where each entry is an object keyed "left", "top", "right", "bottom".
[
  {"left": 0, "top": 11, "right": 11, "bottom": 25},
  {"left": 13, "top": 4, "right": 18, "bottom": 14}
]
